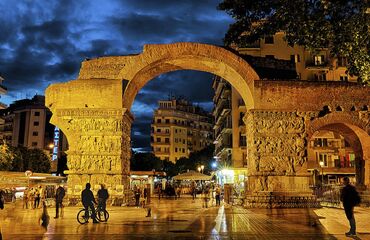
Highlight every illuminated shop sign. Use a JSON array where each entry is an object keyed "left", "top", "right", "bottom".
[{"left": 52, "top": 127, "right": 59, "bottom": 161}]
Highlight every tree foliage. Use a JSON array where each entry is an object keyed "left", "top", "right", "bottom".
[
  {"left": 0, "top": 142, "right": 15, "bottom": 171},
  {"left": 0, "top": 144, "right": 51, "bottom": 173},
  {"left": 218, "top": 0, "right": 370, "bottom": 84},
  {"left": 130, "top": 145, "right": 215, "bottom": 177}
]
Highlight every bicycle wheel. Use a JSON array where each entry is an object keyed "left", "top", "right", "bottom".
[
  {"left": 96, "top": 209, "right": 109, "bottom": 222},
  {"left": 77, "top": 209, "right": 89, "bottom": 224}
]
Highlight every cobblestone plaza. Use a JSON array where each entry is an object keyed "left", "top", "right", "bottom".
[{"left": 1, "top": 196, "right": 370, "bottom": 239}]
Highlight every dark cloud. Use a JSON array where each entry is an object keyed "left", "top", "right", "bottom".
[{"left": 0, "top": 0, "right": 233, "bottom": 150}]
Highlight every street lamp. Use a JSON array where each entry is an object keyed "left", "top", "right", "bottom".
[
  {"left": 197, "top": 167, "right": 201, "bottom": 173},
  {"left": 319, "top": 161, "right": 324, "bottom": 185},
  {"left": 200, "top": 165, "right": 204, "bottom": 174}
]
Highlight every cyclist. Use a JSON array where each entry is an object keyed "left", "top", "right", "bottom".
[
  {"left": 97, "top": 184, "right": 109, "bottom": 211},
  {"left": 81, "top": 183, "right": 99, "bottom": 223}
]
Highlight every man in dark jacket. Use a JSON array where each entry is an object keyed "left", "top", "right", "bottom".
[
  {"left": 54, "top": 185, "right": 65, "bottom": 219},
  {"left": 340, "top": 177, "right": 360, "bottom": 237},
  {"left": 97, "top": 184, "right": 109, "bottom": 211},
  {"left": 81, "top": 183, "right": 99, "bottom": 223}
]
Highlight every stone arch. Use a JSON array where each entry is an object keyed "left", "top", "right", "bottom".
[
  {"left": 77, "top": 43, "right": 259, "bottom": 110},
  {"left": 309, "top": 112, "right": 370, "bottom": 186}
]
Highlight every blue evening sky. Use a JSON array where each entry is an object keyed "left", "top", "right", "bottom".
[{"left": 0, "top": 0, "right": 233, "bottom": 151}]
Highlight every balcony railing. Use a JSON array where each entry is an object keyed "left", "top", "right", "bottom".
[{"left": 305, "top": 61, "right": 330, "bottom": 69}]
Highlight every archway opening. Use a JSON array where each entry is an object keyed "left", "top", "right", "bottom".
[{"left": 307, "top": 122, "right": 369, "bottom": 188}]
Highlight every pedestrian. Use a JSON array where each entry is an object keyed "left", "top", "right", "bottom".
[
  {"left": 97, "top": 184, "right": 109, "bottom": 211},
  {"left": 54, "top": 185, "right": 65, "bottom": 219},
  {"left": 340, "top": 176, "right": 361, "bottom": 237},
  {"left": 39, "top": 201, "right": 50, "bottom": 229},
  {"left": 34, "top": 188, "right": 40, "bottom": 209},
  {"left": 81, "top": 183, "right": 99, "bottom": 223},
  {"left": 156, "top": 184, "right": 161, "bottom": 200},
  {"left": 134, "top": 187, "right": 141, "bottom": 207},
  {"left": 215, "top": 185, "right": 221, "bottom": 206},
  {"left": 23, "top": 188, "right": 29, "bottom": 209},
  {"left": 0, "top": 189, "right": 5, "bottom": 210}
]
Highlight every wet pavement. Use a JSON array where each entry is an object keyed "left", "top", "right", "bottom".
[{"left": 1, "top": 196, "right": 370, "bottom": 239}]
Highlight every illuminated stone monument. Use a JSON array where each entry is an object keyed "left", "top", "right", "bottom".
[{"left": 46, "top": 43, "right": 370, "bottom": 207}]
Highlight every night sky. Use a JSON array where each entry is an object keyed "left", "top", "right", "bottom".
[{"left": 0, "top": 0, "right": 233, "bottom": 151}]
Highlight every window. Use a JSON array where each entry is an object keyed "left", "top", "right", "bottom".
[
  {"left": 314, "top": 74, "right": 326, "bottom": 81},
  {"left": 33, "top": 121, "right": 39, "bottom": 126},
  {"left": 156, "top": 138, "right": 161, "bottom": 143},
  {"left": 182, "top": 139, "right": 185, "bottom": 144},
  {"left": 157, "top": 119, "right": 161, "bottom": 123},
  {"left": 32, "top": 131, "right": 38, "bottom": 136},
  {"left": 240, "top": 135, "right": 247, "bottom": 147},
  {"left": 314, "top": 55, "right": 325, "bottom": 65},
  {"left": 165, "top": 138, "right": 169, "bottom": 143},
  {"left": 340, "top": 75, "right": 348, "bottom": 82},
  {"left": 264, "top": 36, "right": 274, "bottom": 44},
  {"left": 34, "top": 111, "right": 40, "bottom": 116},
  {"left": 337, "top": 57, "right": 347, "bottom": 67},
  {"left": 31, "top": 142, "right": 37, "bottom": 147},
  {"left": 317, "top": 153, "right": 328, "bottom": 167},
  {"left": 182, "top": 148, "right": 185, "bottom": 153},
  {"left": 175, "top": 148, "right": 178, "bottom": 152},
  {"left": 156, "top": 128, "right": 161, "bottom": 133},
  {"left": 290, "top": 54, "right": 300, "bottom": 63},
  {"left": 175, "top": 129, "right": 177, "bottom": 133},
  {"left": 165, "top": 119, "right": 170, "bottom": 124},
  {"left": 165, "top": 129, "right": 170, "bottom": 133}
]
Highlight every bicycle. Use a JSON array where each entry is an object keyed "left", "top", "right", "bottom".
[{"left": 76, "top": 206, "right": 109, "bottom": 224}]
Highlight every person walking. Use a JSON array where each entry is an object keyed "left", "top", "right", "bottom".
[
  {"left": 215, "top": 185, "right": 221, "bottom": 206},
  {"left": 97, "top": 184, "right": 109, "bottom": 211},
  {"left": 54, "top": 185, "right": 65, "bottom": 219},
  {"left": 134, "top": 187, "right": 141, "bottom": 207},
  {"left": 81, "top": 183, "right": 99, "bottom": 223},
  {"left": 340, "top": 177, "right": 361, "bottom": 237},
  {"left": 23, "top": 188, "right": 29, "bottom": 209},
  {"left": 34, "top": 188, "right": 40, "bottom": 209}
]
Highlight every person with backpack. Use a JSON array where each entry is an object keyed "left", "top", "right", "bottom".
[{"left": 340, "top": 176, "right": 361, "bottom": 237}]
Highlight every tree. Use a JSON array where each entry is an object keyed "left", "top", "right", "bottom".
[
  {"left": 24, "top": 149, "right": 51, "bottom": 173},
  {"left": 218, "top": 0, "right": 370, "bottom": 84},
  {"left": 0, "top": 142, "right": 15, "bottom": 171},
  {"left": 130, "top": 152, "right": 163, "bottom": 171}
]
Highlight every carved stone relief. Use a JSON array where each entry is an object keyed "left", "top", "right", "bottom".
[{"left": 245, "top": 111, "right": 310, "bottom": 176}]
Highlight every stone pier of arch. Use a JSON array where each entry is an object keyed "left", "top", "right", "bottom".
[{"left": 45, "top": 42, "right": 370, "bottom": 208}]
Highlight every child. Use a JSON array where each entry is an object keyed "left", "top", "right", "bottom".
[{"left": 39, "top": 201, "right": 50, "bottom": 229}]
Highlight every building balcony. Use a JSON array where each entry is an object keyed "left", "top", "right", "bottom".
[
  {"left": 151, "top": 141, "right": 170, "bottom": 146},
  {"left": 305, "top": 61, "right": 330, "bottom": 70},
  {"left": 151, "top": 132, "right": 170, "bottom": 136}
]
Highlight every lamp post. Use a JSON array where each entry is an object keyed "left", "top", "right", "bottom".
[
  {"left": 200, "top": 165, "right": 204, "bottom": 174},
  {"left": 319, "top": 161, "right": 324, "bottom": 185},
  {"left": 197, "top": 167, "right": 201, "bottom": 173}
]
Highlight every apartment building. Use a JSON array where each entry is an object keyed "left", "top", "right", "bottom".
[
  {"left": 213, "top": 32, "right": 357, "bottom": 185},
  {"left": 151, "top": 98, "right": 213, "bottom": 162},
  {"left": 237, "top": 32, "right": 356, "bottom": 82}
]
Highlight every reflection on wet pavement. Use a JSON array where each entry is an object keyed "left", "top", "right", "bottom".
[{"left": 1, "top": 196, "right": 368, "bottom": 239}]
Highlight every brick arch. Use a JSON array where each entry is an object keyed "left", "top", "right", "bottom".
[
  {"left": 119, "top": 43, "right": 259, "bottom": 110},
  {"left": 309, "top": 112, "right": 370, "bottom": 186}
]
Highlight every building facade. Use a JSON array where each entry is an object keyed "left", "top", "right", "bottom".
[
  {"left": 212, "top": 32, "right": 357, "bottom": 185},
  {"left": 151, "top": 98, "right": 213, "bottom": 162},
  {"left": 237, "top": 32, "right": 357, "bottom": 83}
]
